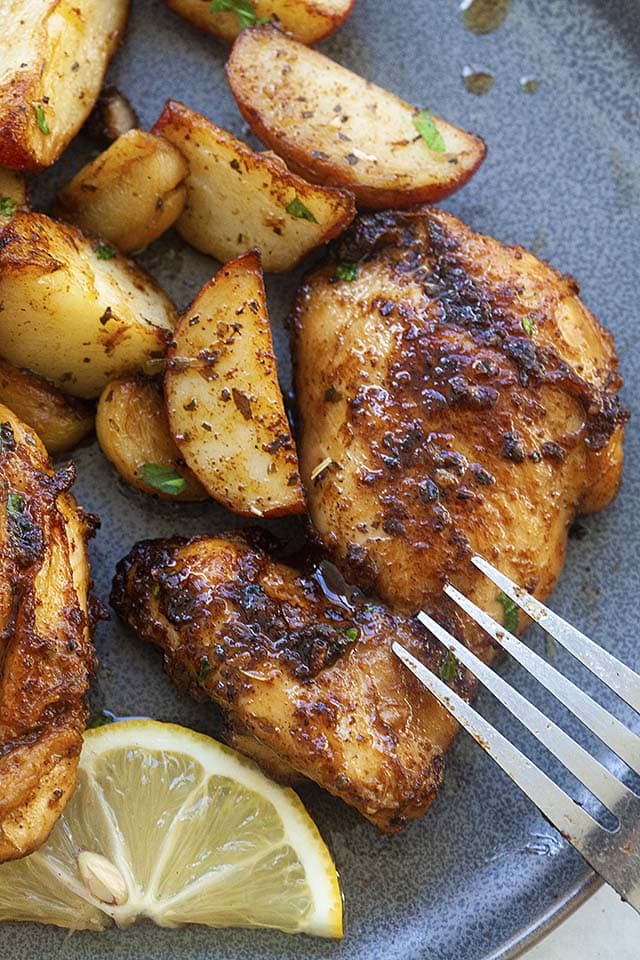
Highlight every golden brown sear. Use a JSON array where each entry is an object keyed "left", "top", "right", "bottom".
[
  {"left": 111, "top": 533, "right": 471, "bottom": 833},
  {"left": 0, "top": 405, "right": 96, "bottom": 861},
  {"left": 292, "top": 207, "right": 626, "bottom": 653}
]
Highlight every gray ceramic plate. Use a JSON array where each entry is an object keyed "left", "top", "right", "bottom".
[{"left": 5, "top": 0, "right": 640, "bottom": 957}]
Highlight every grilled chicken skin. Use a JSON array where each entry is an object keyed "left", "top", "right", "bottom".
[
  {"left": 111, "top": 533, "right": 471, "bottom": 832},
  {"left": 0, "top": 405, "right": 96, "bottom": 861},
  {"left": 292, "top": 208, "right": 626, "bottom": 650}
]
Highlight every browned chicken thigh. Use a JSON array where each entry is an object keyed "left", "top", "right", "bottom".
[
  {"left": 0, "top": 405, "right": 95, "bottom": 861},
  {"left": 292, "top": 207, "right": 626, "bottom": 652},
  {"left": 111, "top": 533, "right": 470, "bottom": 832}
]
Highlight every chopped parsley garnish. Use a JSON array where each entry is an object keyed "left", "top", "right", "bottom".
[
  {"left": 342, "top": 626, "right": 359, "bottom": 641},
  {"left": 498, "top": 591, "right": 519, "bottom": 634},
  {"left": 439, "top": 649, "right": 459, "bottom": 682},
  {"left": 0, "top": 196, "right": 17, "bottom": 217},
  {"left": 522, "top": 316, "right": 535, "bottom": 336},
  {"left": 413, "top": 108, "right": 446, "bottom": 153},
  {"left": 286, "top": 197, "right": 318, "bottom": 222},
  {"left": 335, "top": 262, "right": 359, "bottom": 282},
  {"left": 88, "top": 710, "right": 115, "bottom": 729},
  {"left": 197, "top": 657, "right": 213, "bottom": 681},
  {"left": 210, "top": 0, "right": 269, "bottom": 29},
  {"left": 139, "top": 463, "right": 187, "bottom": 496},
  {"left": 7, "top": 492, "right": 23, "bottom": 517},
  {"left": 96, "top": 242, "right": 116, "bottom": 260},
  {"left": 34, "top": 104, "right": 50, "bottom": 135}
]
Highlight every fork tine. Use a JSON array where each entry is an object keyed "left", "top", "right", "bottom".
[
  {"left": 444, "top": 582, "right": 640, "bottom": 777},
  {"left": 391, "top": 641, "right": 603, "bottom": 846},
  {"left": 471, "top": 555, "right": 640, "bottom": 714},
  {"left": 417, "top": 611, "right": 637, "bottom": 813}
]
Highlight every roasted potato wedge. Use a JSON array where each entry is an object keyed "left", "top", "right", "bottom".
[
  {"left": 0, "top": 358, "right": 94, "bottom": 455},
  {"left": 0, "top": 213, "right": 176, "bottom": 398},
  {"left": 164, "top": 251, "right": 305, "bottom": 517},
  {"left": 164, "top": 0, "right": 354, "bottom": 45},
  {"left": 227, "top": 25, "right": 486, "bottom": 209},
  {"left": 0, "top": 167, "right": 28, "bottom": 222},
  {"left": 0, "top": 0, "right": 130, "bottom": 171},
  {"left": 96, "top": 378, "right": 207, "bottom": 501},
  {"left": 54, "top": 130, "right": 189, "bottom": 253},
  {"left": 152, "top": 100, "right": 355, "bottom": 272}
]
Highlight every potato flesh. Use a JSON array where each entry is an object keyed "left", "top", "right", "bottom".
[
  {"left": 152, "top": 100, "right": 354, "bottom": 272},
  {"left": 0, "top": 358, "right": 94, "bottom": 455},
  {"left": 226, "top": 25, "right": 486, "bottom": 209},
  {"left": 55, "top": 130, "right": 189, "bottom": 253},
  {"left": 0, "top": 0, "right": 129, "bottom": 170},
  {"left": 96, "top": 378, "right": 207, "bottom": 500},
  {"left": 164, "top": 252, "right": 305, "bottom": 517},
  {"left": 0, "top": 213, "right": 175, "bottom": 398},
  {"left": 164, "top": 0, "right": 354, "bottom": 45}
]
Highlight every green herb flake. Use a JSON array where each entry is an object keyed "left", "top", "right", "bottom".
[
  {"left": 88, "top": 710, "right": 115, "bottom": 729},
  {"left": 342, "top": 626, "right": 359, "bottom": 641},
  {"left": 0, "top": 196, "right": 17, "bottom": 217},
  {"left": 363, "top": 603, "right": 377, "bottom": 613},
  {"left": 286, "top": 196, "right": 318, "bottom": 223},
  {"left": 210, "top": 0, "right": 269, "bottom": 29},
  {"left": 7, "top": 492, "right": 23, "bottom": 517},
  {"left": 34, "top": 104, "right": 50, "bottom": 135},
  {"left": 413, "top": 108, "right": 446, "bottom": 153},
  {"left": 522, "top": 316, "right": 535, "bottom": 336},
  {"left": 439, "top": 648, "right": 459, "bottom": 682},
  {"left": 335, "top": 262, "right": 360, "bottom": 282},
  {"left": 498, "top": 591, "right": 519, "bottom": 634},
  {"left": 139, "top": 463, "right": 187, "bottom": 496},
  {"left": 96, "top": 242, "right": 116, "bottom": 260},
  {"left": 197, "top": 657, "right": 213, "bottom": 681}
]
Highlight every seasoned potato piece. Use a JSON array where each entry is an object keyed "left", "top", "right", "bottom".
[
  {"left": 0, "top": 167, "right": 28, "bottom": 222},
  {"left": 164, "top": 251, "right": 305, "bottom": 517},
  {"left": 152, "top": 100, "right": 355, "bottom": 272},
  {"left": 0, "top": 358, "right": 94, "bottom": 455},
  {"left": 96, "top": 378, "right": 207, "bottom": 500},
  {"left": 164, "top": 0, "right": 354, "bottom": 45},
  {"left": 54, "top": 130, "right": 189, "bottom": 253},
  {"left": 0, "top": 213, "right": 176, "bottom": 398},
  {"left": 0, "top": 0, "right": 130, "bottom": 171},
  {"left": 86, "top": 85, "right": 139, "bottom": 144},
  {"left": 227, "top": 25, "right": 486, "bottom": 209}
]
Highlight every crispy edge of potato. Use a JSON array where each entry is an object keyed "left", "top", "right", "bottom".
[
  {"left": 54, "top": 129, "right": 189, "bottom": 253},
  {"left": 0, "top": 358, "right": 94, "bottom": 455},
  {"left": 164, "top": 0, "right": 354, "bottom": 45},
  {"left": 151, "top": 99, "right": 355, "bottom": 271},
  {"left": 0, "top": 0, "right": 130, "bottom": 171},
  {"left": 96, "top": 377, "right": 208, "bottom": 501},
  {"left": 226, "top": 24, "right": 487, "bottom": 209},
  {"left": 164, "top": 250, "right": 306, "bottom": 518},
  {"left": 0, "top": 211, "right": 176, "bottom": 398}
]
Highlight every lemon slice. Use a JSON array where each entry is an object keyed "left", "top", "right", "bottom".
[{"left": 0, "top": 720, "right": 342, "bottom": 938}]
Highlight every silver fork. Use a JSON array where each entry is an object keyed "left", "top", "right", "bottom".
[{"left": 392, "top": 555, "right": 640, "bottom": 913}]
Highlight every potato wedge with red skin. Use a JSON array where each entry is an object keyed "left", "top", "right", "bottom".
[
  {"left": 164, "top": 0, "right": 354, "bottom": 45},
  {"left": 96, "top": 378, "right": 207, "bottom": 501},
  {"left": 164, "top": 252, "right": 305, "bottom": 518},
  {"left": 152, "top": 100, "right": 355, "bottom": 272},
  {"left": 226, "top": 24, "right": 486, "bottom": 209},
  {"left": 0, "top": 0, "right": 130, "bottom": 171}
]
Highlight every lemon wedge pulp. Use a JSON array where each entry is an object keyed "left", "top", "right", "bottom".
[{"left": 0, "top": 720, "right": 343, "bottom": 938}]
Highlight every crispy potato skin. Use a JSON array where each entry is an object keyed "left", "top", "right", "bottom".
[
  {"left": 0, "top": 212, "right": 176, "bottom": 398},
  {"left": 152, "top": 100, "right": 355, "bottom": 272},
  {"left": 0, "top": 358, "right": 94, "bottom": 455},
  {"left": 292, "top": 208, "right": 626, "bottom": 655},
  {"left": 54, "top": 130, "right": 189, "bottom": 253},
  {"left": 164, "top": 0, "right": 355, "bottom": 45},
  {"left": 227, "top": 25, "right": 486, "bottom": 209},
  {"left": 0, "top": 404, "right": 95, "bottom": 861},
  {"left": 96, "top": 378, "right": 207, "bottom": 501},
  {"left": 0, "top": 0, "right": 130, "bottom": 171},
  {"left": 112, "top": 533, "right": 471, "bottom": 832},
  {"left": 164, "top": 251, "right": 305, "bottom": 517}
]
